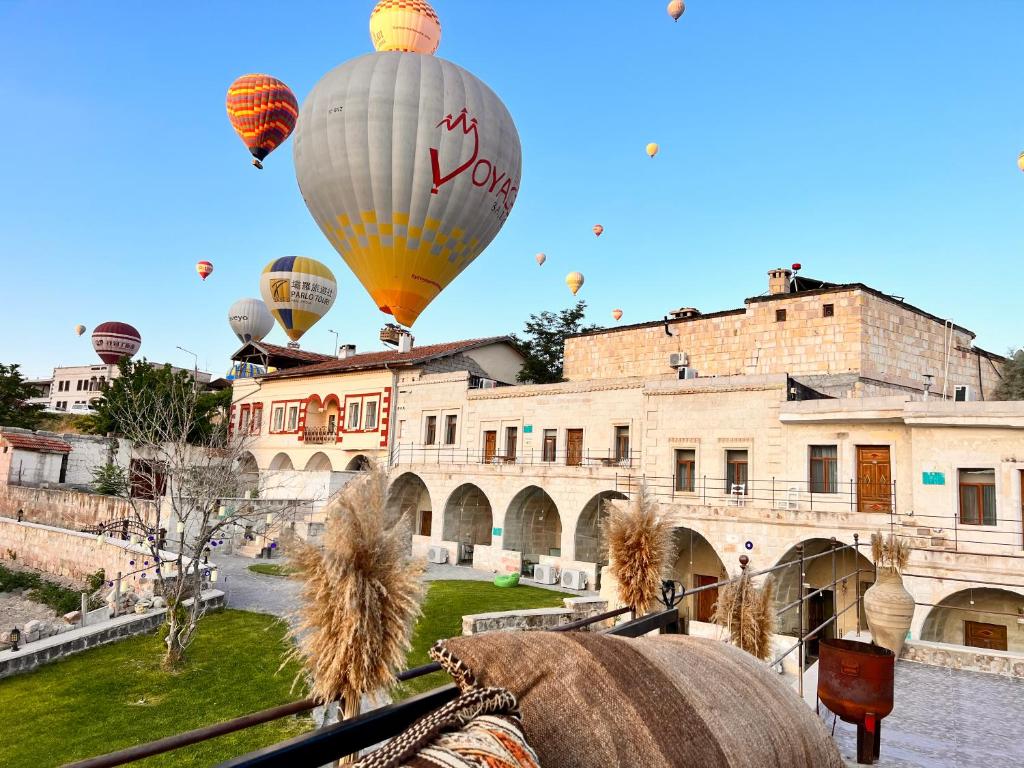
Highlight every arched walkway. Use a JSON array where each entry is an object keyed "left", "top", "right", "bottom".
[
  {"left": 305, "top": 452, "right": 333, "bottom": 472},
  {"left": 443, "top": 484, "right": 493, "bottom": 562},
  {"left": 268, "top": 452, "right": 294, "bottom": 471},
  {"left": 574, "top": 491, "right": 628, "bottom": 565},
  {"left": 503, "top": 487, "right": 562, "bottom": 564},
  {"left": 386, "top": 472, "right": 432, "bottom": 534},
  {"left": 669, "top": 527, "right": 727, "bottom": 623},
  {"left": 236, "top": 451, "right": 259, "bottom": 496},
  {"left": 921, "top": 587, "right": 1024, "bottom": 652},
  {"left": 346, "top": 454, "right": 371, "bottom": 471}
]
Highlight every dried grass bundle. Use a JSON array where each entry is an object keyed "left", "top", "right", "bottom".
[
  {"left": 712, "top": 570, "right": 776, "bottom": 661},
  {"left": 871, "top": 531, "right": 910, "bottom": 572},
  {"left": 602, "top": 487, "right": 673, "bottom": 615},
  {"left": 287, "top": 466, "right": 425, "bottom": 720}
]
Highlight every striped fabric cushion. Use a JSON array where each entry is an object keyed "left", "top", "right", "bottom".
[{"left": 433, "top": 632, "right": 844, "bottom": 768}]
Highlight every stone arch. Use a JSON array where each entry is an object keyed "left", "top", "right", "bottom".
[
  {"left": 304, "top": 452, "right": 333, "bottom": 472},
  {"left": 386, "top": 472, "right": 432, "bottom": 533},
  {"left": 268, "top": 452, "right": 294, "bottom": 471},
  {"left": 921, "top": 587, "right": 1024, "bottom": 652},
  {"left": 668, "top": 527, "right": 728, "bottom": 623},
  {"left": 236, "top": 451, "right": 259, "bottom": 495},
  {"left": 503, "top": 486, "right": 562, "bottom": 561},
  {"left": 346, "top": 454, "right": 372, "bottom": 471},
  {"left": 574, "top": 491, "right": 628, "bottom": 565},
  {"left": 443, "top": 484, "right": 493, "bottom": 552},
  {"left": 305, "top": 394, "right": 323, "bottom": 408}
]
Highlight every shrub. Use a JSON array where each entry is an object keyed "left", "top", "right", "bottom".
[{"left": 92, "top": 463, "right": 128, "bottom": 496}]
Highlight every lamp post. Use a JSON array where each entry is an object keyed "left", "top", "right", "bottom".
[
  {"left": 9, "top": 627, "right": 21, "bottom": 652},
  {"left": 328, "top": 329, "right": 340, "bottom": 357},
  {"left": 176, "top": 345, "right": 199, "bottom": 389}
]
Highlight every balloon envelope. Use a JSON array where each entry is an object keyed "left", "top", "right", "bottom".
[
  {"left": 226, "top": 74, "right": 298, "bottom": 169},
  {"left": 566, "top": 271, "right": 584, "bottom": 295},
  {"left": 612, "top": 309, "right": 623, "bottom": 321},
  {"left": 293, "top": 52, "right": 522, "bottom": 328},
  {"left": 74, "top": 324, "right": 86, "bottom": 337},
  {"left": 668, "top": 0, "right": 685, "bottom": 21},
  {"left": 196, "top": 260, "right": 213, "bottom": 280},
  {"left": 225, "top": 362, "right": 267, "bottom": 381},
  {"left": 228, "top": 297, "right": 275, "bottom": 344},
  {"left": 370, "top": 0, "right": 441, "bottom": 54},
  {"left": 259, "top": 257, "right": 337, "bottom": 342},
  {"left": 1018, "top": 152, "right": 1024, "bottom": 172},
  {"left": 646, "top": 143, "right": 659, "bottom": 158},
  {"left": 535, "top": 253, "right": 546, "bottom": 266},
  {"left": 593, "top": 224, "right": 604, "bottom": 237},
  {"left": 92, "top": 322, "right": 141, "bottom": 364}
]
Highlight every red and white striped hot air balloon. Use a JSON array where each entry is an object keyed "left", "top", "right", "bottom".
[
  {"left": 196, "top": 260, "right": 214, "bottom": 281},
  {"left": 92, "top": 322, "right": 142, "bottom": 365}
]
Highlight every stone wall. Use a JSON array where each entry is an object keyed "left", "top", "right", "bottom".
[
  {"left": 902, "top": 639, "right": 1024, "bottom": 679},
  {"left": 461, "top": 596, "right": 608, "bottom": 635},
  {"left": 0, "top": 484, "right": 155, "bottom": 530}
]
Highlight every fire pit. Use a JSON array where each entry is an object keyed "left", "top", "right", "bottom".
[{"left": 817, "top": 638, "right": 895, "bottom": 765}]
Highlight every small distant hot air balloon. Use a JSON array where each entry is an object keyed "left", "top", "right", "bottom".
[
  {"left": 668, "top": 0, "right": 685, "bottom": 21},
  {"left": 646, "top": 143, "right": 659, "bottom": 158},
  {"left": 259, "top": 257, "right": 337, "bottom": 343},
  {"left": 196, "top": 260, "right": 214, "bottom": 281},
  {"left": 593, "top": 224, "right": 604, "bottom": 237},
  {"left": 1018, "top": 152, "right": 1024, "bottom": 172},
  {"left": 370, "top": 0, "right": 441, "bottom": 55},
  {"left": 226, "top": 74, "right": 299, "bottom": 169},
  {"left": 92, "top": 322, "right": 141, "bottom": 365},
  {"left": 535, "top": 253, "right": 546, "bottom": 266},
  {"left": 612, "top": 309, "right": 623, "bottom": 321},
  {"left": 74, "top": 324, "right": 86, "bottom": 337},
  {"left": 566, "top": 271, "right": 585, "bottom": 295},
  {"left": 228, "top": 298, "right": 275, "bottom": 344}
]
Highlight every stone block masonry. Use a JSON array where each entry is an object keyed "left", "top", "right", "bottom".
[
  {"left": 0, "top": 484, "right": 156, "bottom": 530},
  {"left": 461, "top": 596, "right": 608, "bottom": 635}
]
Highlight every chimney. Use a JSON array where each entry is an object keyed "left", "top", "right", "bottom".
[
  {"left": 338, "top": 344, "right": 356, "bottom": 359},
  {"left": 397, "top": 331, "right": 414, "bottom": 353},
  {"left": 768, "top": 267, "right": 792, "bottom": 295}
]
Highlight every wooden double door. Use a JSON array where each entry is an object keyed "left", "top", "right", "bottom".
[{"left": 857, "top": 446, "right": 892, "bottom": 513}]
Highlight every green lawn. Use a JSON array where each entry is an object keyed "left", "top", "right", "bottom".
[
  {"left": 0, "top": 581, "right": 566, "bottom": 767},
  {"left": 247, "top": 563, "right": 295, "bottom": 577}
]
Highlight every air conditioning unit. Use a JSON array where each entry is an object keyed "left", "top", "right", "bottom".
[
  {"left": 426, "top": 546, "right": 449, "bottom": 564},
  {"left": 677, "top": 366, "right": 699, "bottom": 380},
  {"left": 954, "top": 385, "right": 974, "bottom": 402},
  {"left": 668, "top": 352, "right": 689, "bottom": 369},
  {"left": 478, "top": 378, "right": 497, "bottom": 389},
  {"left": 533, "top": 564, "right": 559, "bottom": 584},
  {"left": 561, "top": 569, "right": 588, "bottom": 590}
]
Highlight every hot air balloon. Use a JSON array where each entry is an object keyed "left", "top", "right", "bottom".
[
  {"left": 566, "top": 272, "right": 584, "bottom": 295},
  {"left": 535, "top": 253, "right": 546, "bottom": 266},
  {"left": 593, "top": 224, "right": 604, "bottom": 237},
  {"left": 259, "top": 257, "right": 337, "bottom": 343},
  {"left": 92, "top": 322, "right": 141, "bottom": 365},
  {"left": 646, "top": 143, "right": 659, "bottom": 158},
  {"left": 370, "top": 0, "right": 441, "bottom": 54},
  {"left": 74, "top": 324, "right": 86, "bottom": 337},
  {"left": 293, "top": 52, "right": 522, "bottom": 328},
  {"left": 612, "top": 309, "right": 623, "bottom": 321},
  {"left": 226, "top": 74, "right": 299, "bottom": 169},
  {"left": 225, "top": 362, "right": 267, "bottom": 381},
  {"left": 668, "top": 0, "right": 685, "bottom": 21},
  {"left": 1018, "top": 152, "right": 1024, "bottom": 172},
  {"left": 228, "top": 298, "right": 275, "bottom": 344},
  {"left": 196, "top": 260, "right": 214, "bottom": 281}
]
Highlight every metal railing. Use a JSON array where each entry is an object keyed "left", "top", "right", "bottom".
[
  {"left": 300, "top": 426, "right": 335, "bottom": 445},
  {"left": 391, "top": 443, "right": 641, "bottom": 469},
  {"left": 887, "top": 507, "right": 1024, "bottom": 556}
]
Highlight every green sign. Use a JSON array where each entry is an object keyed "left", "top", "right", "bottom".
[
  {"left": 492, "top": 527, "right": 502, "bottom": 537},
  {"left": 523, "top": 425, "right": 533, "bottom": 434},
  {"left": 922, "top": 472, "right": 945, "bottom": 486}
]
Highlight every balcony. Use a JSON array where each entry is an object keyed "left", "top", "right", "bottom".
[
  {"left": 301, "top": 426, "right": 335, "bottom": 445},
  {"left": 391, "top": 443, "right": 641, "bottom": 469}
]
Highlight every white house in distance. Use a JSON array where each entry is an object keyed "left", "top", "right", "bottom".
[{"left": 0, "top": 430, "right": 72, "bottom": 486}]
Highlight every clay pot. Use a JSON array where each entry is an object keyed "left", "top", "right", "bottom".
[{"left": 863, "top": 567, "right": 915, "bottom": 658}]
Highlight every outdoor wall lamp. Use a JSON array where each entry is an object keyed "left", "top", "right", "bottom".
[
  {"left": 9, "top": 627, "right": 20, "bottom": 651},
  {"left": 660, "top": 579, "right": 685, "bottom": 608}
]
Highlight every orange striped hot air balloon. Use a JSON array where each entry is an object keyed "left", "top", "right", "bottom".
[
  {"left": 196, "top": 260, "right": 214, "bottom": 281},
  {"left": 593, "top": 224, "right": 604, "bottom": 237},
  {"left": 566, "top": 271, "right": 584, "bottom": 295},
  {"left": 612, "top": 309, "right": 623, "bottom": 321},
  {"left": 226, "top": 74, "right": 299, "bottom": 169}
]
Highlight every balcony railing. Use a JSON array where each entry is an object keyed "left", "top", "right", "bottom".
[
  {"left": 391, "top": 443, "right": 641, "bottom": 469},
  {"left": 301, "top": 426, "right": 335, "bottom": 445}
]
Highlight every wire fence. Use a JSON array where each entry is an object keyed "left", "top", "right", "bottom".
[{"left": 391, "top": 443, "right": 642, "bottom": 469}]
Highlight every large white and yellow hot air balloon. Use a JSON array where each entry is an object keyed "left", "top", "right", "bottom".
[
  {"left": 228, "top": 297, "right": 275, "bottom": 344},
  {"left": 566, "top": 271, "right": 584, "bottom": 295},
  {"left": 370, "top": 0, "right": 441, "bottom": 54},
  {"left": 293, "top": 31, "right": 522, "bottom": 328},
  {"left": 259, "top": 257, "right": 337, "bottom": 343}
]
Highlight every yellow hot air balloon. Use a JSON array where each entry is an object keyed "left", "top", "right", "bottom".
[
  {"left": 74, "top": 324, "right": 86, "bottom": 337},
  {"left": 259, "top": 257, "right": 337, "bottom": 343},
  {"left": 611, "top": 309, "right": 623, "bottom": 321},
  {"left": 1018, "top": 151, "right": 1024, "bottom": 173},
  {"left": 667, "top": 0, "right": 685, "bottom": 21},
  {"left": 566, "top": 271, "right": 584, "bottom": 295},
  {"left": 370, "top": 0, "right": 441, "bottom": 55},
  {"left": 646, "top": 143, "right": 659, "bottom": 158},
  {"left": 535, "top": 252, "right": 546, "bottom": 266}
]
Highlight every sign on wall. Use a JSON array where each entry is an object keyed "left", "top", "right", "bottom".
[
  {"left": 922, "top": 472, "right": 945, "bottom": 485},
  {"left": 523, "top": 425, "right": 533, "bottom": 433},
  {"left": 492, "top": 527, "right": 502, "bottom": 537}
]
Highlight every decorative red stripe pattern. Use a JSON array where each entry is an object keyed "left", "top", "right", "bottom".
[{"left": 226, "top": 74, "right": 299, "bottom": 159}]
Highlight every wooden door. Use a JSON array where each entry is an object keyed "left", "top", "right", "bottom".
[
  {"left": 965, "top": 620, "right": 1007, "bottom": 651},
  {"left": 694, "top": 574, "right": 719, "bottom": 623},
  {"left": 566, "top": 429, "right": 584, "bottom": 466},
  {"left": 483, "top": 431, "right": 497, "bottom": 463},
  {"left": 1020, "top": 471, "right": 1024, "bottom": 550},
  {"left": 857, "top": 446, "right": 892, "bottom": 512}
]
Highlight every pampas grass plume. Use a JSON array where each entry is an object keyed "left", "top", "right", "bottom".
[
  {"left": 603, "top": 487, "right": 673, "bottom": 615},
  {"left": 713, "top": 570, "right": 776, "bottom": 662}
]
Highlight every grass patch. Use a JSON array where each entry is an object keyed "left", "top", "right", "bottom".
[
  {"left": 397, "top": 580, "right": 566, "bottom": 697},
  {"left": 247, "top": 563, "right": 295, "bottom": 578},
  {"left": 0, "top": 564, "right": 102, "bottom": 615},
  {"left": 0, "top": 609, "right": 310, "bottom": 768}
]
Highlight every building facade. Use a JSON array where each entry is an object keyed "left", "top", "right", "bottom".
[{"left": 46, "top": 363, "right": 213, "bottom": 413}]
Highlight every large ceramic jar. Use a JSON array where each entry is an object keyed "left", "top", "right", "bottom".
[{"left": 863, "top": 566, "right": 915, "bottom": 658}]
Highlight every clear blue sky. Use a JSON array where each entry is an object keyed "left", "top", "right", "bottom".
[{"left": 2, "top": 1, "right": 1022, "bottom": 378}]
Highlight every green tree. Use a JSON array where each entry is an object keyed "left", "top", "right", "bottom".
[
  {"left": 994, "top": 349, "right": 1024, "bottom": 400},
  {"left": 0, "top": 363, "right": 44, "bottom": 429},
  {"left": 91, "top": 462, "right": 129, "bottom": 496},
  {"left": 512, "top": 301, "right": 599, "bottom": 384}
]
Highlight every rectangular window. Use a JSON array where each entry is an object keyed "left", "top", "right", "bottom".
[
  {"left": 287, "top": 406, "right": 299, "bottom": 432},
  {"left": 444, "top": 414, "right": 458, "bottom": 445},
  {"left": 959, "top": 469, "right": 996, "bottom": 525},
  {"left": 424, "top": 415, "right": 437, "bottom": 445},
  {"left": 809, "top": 445, "right": 838, "bottom": 493},
  {"left": 776, "top": 308, "right": 787, "bottom": 322},
  {"left": 348, "top": 402, "right": 361, "bottom": 430},
  {"left": 542, "top": 429, "right": 557, "bottom": 462},
  {"left": 76, "top": 380, "right": 82, "bottom": 391},
  {"left": 251, "top": 406, "right": 263, "bottom": 434},
  {"left": 364, "top": 401, "right": 378, "bottom": 431},
  {"left": 823, "top": 303, "right": 835, "bottom": 318},
  {"left": 505, "top": 426, "right": 518, "bottom": 462},
  {"left": 614, "top": 426, "right": 630, "bottom": 463},
  {"left": 273, "top": 407, "right": 284, "bottom": 432},
  {"left": 675, "top": 449, "right": 696, "bottom": 492},
  {"left": 725, "top": 450, "right": 748, "bottom": 494},
  {"left": 239, "top": 408, "right": 251, "bottom": 434}
]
